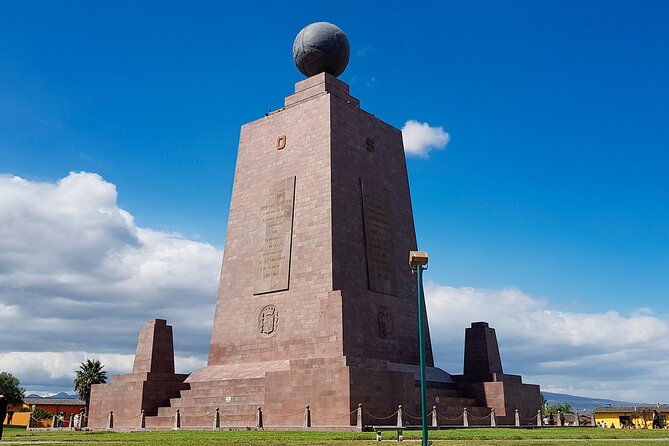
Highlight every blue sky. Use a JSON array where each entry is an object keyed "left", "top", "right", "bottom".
[{"left": 1, "top": 1, "right": 668, "bottom": 402}]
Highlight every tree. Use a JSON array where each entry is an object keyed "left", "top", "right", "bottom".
[
  {"left": 73, "top": 359, "right": 107, "bottom": 414},
  {"left": 546, "top": 403, "right": 573, "bottom": 414},
  {"left": 0, "top": 371, "right": 26, "bottom": 406}
]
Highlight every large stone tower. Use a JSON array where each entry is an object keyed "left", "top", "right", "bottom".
[{"left": 179, "top": 69, "right": 450, "bottom": 426}]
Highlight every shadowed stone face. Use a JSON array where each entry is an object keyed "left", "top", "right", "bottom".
[{"left": 293, "top": 22, "right": 350, "bottom": 78}]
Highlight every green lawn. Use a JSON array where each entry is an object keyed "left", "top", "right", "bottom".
[{"left": 2, "top": 426, "right": 669, "bottom": 445}]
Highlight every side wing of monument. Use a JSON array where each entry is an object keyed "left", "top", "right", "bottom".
[{"left": 88, "top": 319, "right": 189, "bottom": 428}]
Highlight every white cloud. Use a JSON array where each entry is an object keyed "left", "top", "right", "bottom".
[
  {"left": 401, "top": 120, "right": 450, "bottom": 157},
  {"left": 424, "top": 283, "right": 669, "bottom": 403},
  {"left": 2, "top": 172, "right": 668, "bottom": 405},
  {"left": 0, "top": 172, "right": 221, "bottom": 392}
]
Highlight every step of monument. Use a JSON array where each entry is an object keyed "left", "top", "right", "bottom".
[
  {"left": 432, "top": 389, "right": 463, "bottom": 398},
  {"left": 177, "top": 380, "right": 265, "bottom": 399},
  {"left": 186, "top": 378, "right": 265, "bottom": 390},
  {"left": 157, "top": 403, "right": 259, "bottom": 418},
  {"left": 177, "top": 385, "right": 266, "bottom": 400},
  {"left": 435, "top": 397, "right": 480, "bottom": 406},
  {"left": 169, "top": 394, "right": 264, "bottom": 408}
]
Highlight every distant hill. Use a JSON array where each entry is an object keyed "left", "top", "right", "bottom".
[
  {"left": 26, "top": 392, "right": 79, "bottom": 399},
  {"left": 542, "top": 391, "right": 643, "bottom": 412}
]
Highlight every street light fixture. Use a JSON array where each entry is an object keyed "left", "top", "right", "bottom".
[{"left": 409, "top": 250, "right": 429, "bottom": 446}]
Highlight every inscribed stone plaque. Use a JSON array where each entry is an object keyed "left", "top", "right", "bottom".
[
  {"left": 253, "top": 176, "right": 296, "bottom": 294},
  {"left": 361, "top": 179, "right": 397, "bottom": 295}
]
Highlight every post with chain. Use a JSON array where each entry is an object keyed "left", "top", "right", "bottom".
[
  {"left": 431, "top": 406, "right": 438, "bottom": 427},
  {"left": 396, "top": 404, "right": 403, "bottom": 427},
  {"left": 463, "top": 408, "right": 469, "bottom": 427},
  {"left": 256, "top": 407, "right": 263, "bottom": 430},
  {"left": 536, "top": 409, "right": 542, "bottom": 427},
  {"left": 515, "top": 409, "right": 520, "bottom": 427},
  {"left": 214, "top": 408, "right": 220, "bottom": 430},
  {"left": 140, "top": 409, "right": 145, "bottom": 429},
  {"left": 356, "top": 403, "right": 363, "bottom": 430},
  {"left": 304, "top": 405, "right": 311, "bottom": 428},
  {"left": 107, "top": 411, "right": 113, "bottom": 429},
  {"left": 491, "top": 408, "right": 496, "bottom": 427},
  {"left": 173, "top": 409, "right": 181, "bottom": 430}
]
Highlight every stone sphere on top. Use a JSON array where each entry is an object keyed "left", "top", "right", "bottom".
[{"left": 293, "top": 22, "right": 350, "bottom": 78}]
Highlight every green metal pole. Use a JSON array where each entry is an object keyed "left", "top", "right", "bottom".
[{"left": 416, "top": 265, "right": 429, "bottom": 446}]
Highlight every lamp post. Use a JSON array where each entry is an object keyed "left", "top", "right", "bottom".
[{"left": 409, "top": 251, "right": 429, "bottom": 446}]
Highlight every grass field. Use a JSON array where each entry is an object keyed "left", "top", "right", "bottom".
[{"left": 3, "top": 426, "right": 669, "bottom": 445}]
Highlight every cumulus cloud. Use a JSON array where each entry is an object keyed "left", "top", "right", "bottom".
[
  {"left": 424, "top": 283, "right": 669, "bottom": 403},
  {"left": 0, "top": 172, "right": 220, "bottom": 392},
  {"left": 401, "top": 120, "right": 450, "bottom": 157},
  {"left": 2, "top": 172, "right": 668, "bottom": 404}
]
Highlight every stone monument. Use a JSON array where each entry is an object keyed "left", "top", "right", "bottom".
[{"left": 89, "top": 22, "right": 540, "bottom": 429}]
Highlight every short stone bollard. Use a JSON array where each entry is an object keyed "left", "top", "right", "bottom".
[
  {"left": 52, "top": 414, "right": 57, "bottom": 428},
  {"left": 140, "top": 409, "right": 145, "bottom": 429},
  {"left": 536, "top": 409, "right": 542, "bottom": 427},
  {"left": 304, "top": 405, "right": 311, "bottom": 428},
  {"left": 463, "top": 408, "right": 469, "bottom": 427},
  {"left": 396, "top": 405, "right": 403, "bottom": 427},
  {"left": 173, "top": 409, "right": 181, "bottom": 430},
  {"left": 491, "top": 408, "right": 496, "bottom": 427},
  {"left": 431, "top": 405, "right": 438, "bottom": 427},
  {"left": 514, "top": 409, "right": 520, "bottom": 427},
  {"left": 214, "top": 408, "right": 220, "bottom": 430},
  {"left": 574, "top": 412, "right": 580, "bottom": 426},
  {"left": 256, "top": 407, "right": 263, "bottom": 430},
  {"left": 356, "top": 403, "right": 363, "bottom": 430},
  {"left": 107, "top": 411, "right": 114, "bottom": 429}
]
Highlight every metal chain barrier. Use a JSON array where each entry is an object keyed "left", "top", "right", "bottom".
[
  {"left": 309, "top": 407, "right": 357, "bottom": 420},
  {"left": 437, "top": 411, "right": 464, "bottom": 422},
  {"left": 519, "top": 413, "right": 538, "bottom": 421},
  {"left": 401, "top": 410, "right": 423, "bottom": 420},
  {"left": 218, "top": 412, "right": 257, "bottom": 421},
  {"left": 112, "top": 412, "right": 142, "bottom": 423},
  {"left": 363, "top": 409, "right": 399, "bottom": 420},
  {"left": 261, "top": 409, "right": 306, "bottom": 419},
  {"left": 469, "top": 412, "right": 493, "bottom": 421}
]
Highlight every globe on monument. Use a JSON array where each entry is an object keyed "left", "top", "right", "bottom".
[{"left": 293, "top": 22, "right": 350, "bottom": 78}]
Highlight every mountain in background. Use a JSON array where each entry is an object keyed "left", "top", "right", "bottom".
[
  {"left": 26, "top": 392, "right": 79, "bottom": 399},
  {"left": 542, "top": 391, "right": 644, "bottom": 412}
]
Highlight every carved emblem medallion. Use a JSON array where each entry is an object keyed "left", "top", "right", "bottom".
[
  {"left": 377, "top": 306, "right": 393, "bottom": 338},
  {"left": 366, "top": 138, "right": 375, "bottom": 152},
  {"left": 258, "top": 304, "right": 278, "bottom": 336}
]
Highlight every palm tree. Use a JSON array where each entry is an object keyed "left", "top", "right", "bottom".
[{"left": 74, "top": 359, "right": 107, "bottom": 419}]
